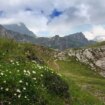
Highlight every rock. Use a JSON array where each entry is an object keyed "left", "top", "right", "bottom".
[
  {"left": 95, "top": 57, "right": 105, "bottom": 70},
  {"left": 56, "top": 46, "right": 105, "bottom": 77}
]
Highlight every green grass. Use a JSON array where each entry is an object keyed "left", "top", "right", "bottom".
[
  {"left": 50, "top": 59, "right": 105, "bottom": 105},
  {"left": 0, "top": 38, "right": 105, "bottom": 105},
  {"left": 0, "top": 60, "right": 70, "bottom": 105},
  {"left": 88, "top": 41, "right": 105, "bottom": 48},
  {"left": 0, "top": 38, "right": 70, "bottom": 105}
]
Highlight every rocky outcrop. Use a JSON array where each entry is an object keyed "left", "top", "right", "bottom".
[{"left": 56, "top": 46, "right": 105, "bottom": 77}]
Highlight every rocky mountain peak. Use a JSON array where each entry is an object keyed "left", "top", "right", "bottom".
[
  {"left": 0, "top": 25, "right": 4, "bottom": 29},
  {"left": 52, "top": 35, "right": 60, "bottom": 40},
  {"left": 67, "top": 32, "right": 88, "bottom": 40},
  {"left": 3, "top": 22, "right": 36, "bottom": 37}
]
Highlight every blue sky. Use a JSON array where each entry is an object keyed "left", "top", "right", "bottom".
[
  {"left": 0, "top": 0, "right": 105, "bottom": 40},
  {"left": 49, "top": 9, "right": 63, "bottom": 19}
]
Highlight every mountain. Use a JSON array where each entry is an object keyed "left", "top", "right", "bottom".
[
  {"left": 0, "top": 24, "right": 95, "bottom": 50},
  {"left": 0, "top": 25, "right": 36, "bottom": 43},
  {"left": 35, "top": 32, "right": 95, "bottom": 50},
  {"left": 3, "top": 23, "right": 36, "bottom": 37}
]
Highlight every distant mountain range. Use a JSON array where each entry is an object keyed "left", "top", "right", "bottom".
[
  {"left": 34, "top": 33, "right": 95, "bottom": 50},
  {"left": 3, "top": 23, "right": 36, "bottom": 37},
  {"left": 0, "top": 23, "right": 95, "bottom": 50},
  {"left": 0, "top": 25, "right": 35, "bottom": 43}
]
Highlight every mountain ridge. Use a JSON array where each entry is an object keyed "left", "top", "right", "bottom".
[
  {"left": 3, "top": 23, "right": 36, "bottom": 37},
  {"left": 35, "top": 32, "right": 95, "bottom": 50},
  {"left": 0, "top": 24, "right": 95, "bottom": 50}
]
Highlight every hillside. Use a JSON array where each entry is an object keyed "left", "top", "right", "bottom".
[
  {"left": 0, "top": 38, "right": 70, "bottom": 105},
  {"left": 89, "top": 41, "right": 105, "bottom": 48},
  {"left": 0, "top": 38, "right": 105, "bottom": 105}
]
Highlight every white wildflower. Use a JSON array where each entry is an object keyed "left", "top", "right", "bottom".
[
  {"left": 16, "top": 89, "right": 21, "bottom": 93},
  {"left": 18, "top": 94, "right": 21, "bottom": 98},
  {"left": 23, "top": 87, "right": 26, "bottom": 90},
  {"left": 5, "top": 88, "right": 9, "bottom": 91},
  {"left": 40, "top": 74, "right": 43, "bottom": 77},
  {"left": 12, "top": 62, "right": 15, "bottom": 65},
  {"left": 24, "top": 69, "right": 27, "bottom": 73},
  {"left": 27, "top": 71, "right": 31, "bottom": 75},
  {"left": 14, "top": 93, "right": 17, "bottom": 96},
  {"left": 8, "top": 102, "right": 11, "bottom": 104},
  {"left": 10, "top": 60, "right": 13, "bottom": 63},
  {"left": 2, "top": 53, "right": 5, "bottom": 56},
  {"left": 1, "top": 87, "right": 3, "bottom": 90},
  {"left": 58, "top": 73, "right": 62, "bottom": 77},
  {"left": 17, "top": 70, "right": 20, "bottom": 72},
  {"left": 1, "top": 72, "right": 4, "bottom": 76},
  {"left": 33, "top": 78, "right": 36, "bottom": 80},
  {"left": 9, "top": 71, "right": 12, "bottom": 74},
  {"left": 32, "top": 60, "right": 36, "bottom": 63},
  {"left": 16, "top": 61, "right": 19, "bottom": 66},
  {"left": 26, "top": 82, "right": 28, "bottom": 86},
  {"left": 6, "top": 69, "right": 8, "bottom": 72},
  {"left": 24, "top": 96, "right": 27, "bottom": 99},
  {"left": 3, "top": 80, "right": 6, "bottom": 83},
  {"left": 19, "top": 80, "right": 22, "bottom": 83},
  {"left": 32, "top": 71, "right": 36, "bottom": 74}
]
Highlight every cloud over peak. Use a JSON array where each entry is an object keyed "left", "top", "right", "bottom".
[{"left": 0, "top": 0, "right": 105, "bottom": 40}]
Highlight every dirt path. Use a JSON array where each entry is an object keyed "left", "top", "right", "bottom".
[{"left": 54, "top": 60, "right": 60, "bottom": 72}]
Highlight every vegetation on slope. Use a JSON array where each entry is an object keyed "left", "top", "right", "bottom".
[
  {"left": 0, "top": 38, "right": 70, "bottom": 105},
  {"left": 0, "top": 38, "right": 105, "bottom": 105},
  {"left": 88, "top": 41, "right": 105, "bottom": 48},
  {"left": 49, "top": 58, "right": 105, "bottom": 105}
]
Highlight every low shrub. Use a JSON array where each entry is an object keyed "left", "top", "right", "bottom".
[{"left": 43, "top": 71, "right": 70, "bottom": 98}]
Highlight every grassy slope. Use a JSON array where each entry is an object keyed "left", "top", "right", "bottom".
[
  {"left": 88, "top": 41, "right": 105, "bottom": 48},
  {"left": 48, "top": 58, "right": 105, "bottom": 105},
  {"left": 0, "top": 38, "right": 105, "bottom": 105},
  {"left": 0, "top": 38, "right": 70, "bottom": 105}
]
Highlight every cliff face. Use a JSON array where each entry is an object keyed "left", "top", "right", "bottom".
[
  {"left": 56, "top": 46, "right": 105, "bottom": 77},
  {"left": 35, "top": 32, "right": 95, "bottom": 50},
  {"left": 3, "top": 23, "right": 36, "bottom": 37},
  {"left": 0, "top": 25, "right": 36, "bottom": 43}
]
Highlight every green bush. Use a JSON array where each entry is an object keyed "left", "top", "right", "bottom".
[
  {"left": 43, "top": 71, "right": 70, "bottom": 98},
  {"left": 0, "top": 61, "right": 48, "bottom": 105}
]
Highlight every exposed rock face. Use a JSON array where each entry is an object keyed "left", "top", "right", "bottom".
[
  {"left": 0, "top": 25, "right": 36, "bottom": 43},
  {"left": 34, "top": 32, "right": 95, "bottom": 50},
  {"left": 3, "top": 23, "right": 36, "bottom": 37},
  {"left": 96, "top": 57, "right": 105, "bottom": 69},
  {"left": 56, "top": 46, "right": 105, "bottom": 77}
]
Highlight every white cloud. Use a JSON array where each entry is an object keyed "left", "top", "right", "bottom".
[
  {"left": 84, "top": 26, "right": 105, "bottom": 41},
  {"left": 0, "top": 0, "right": 105, "bottom": 38}
]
